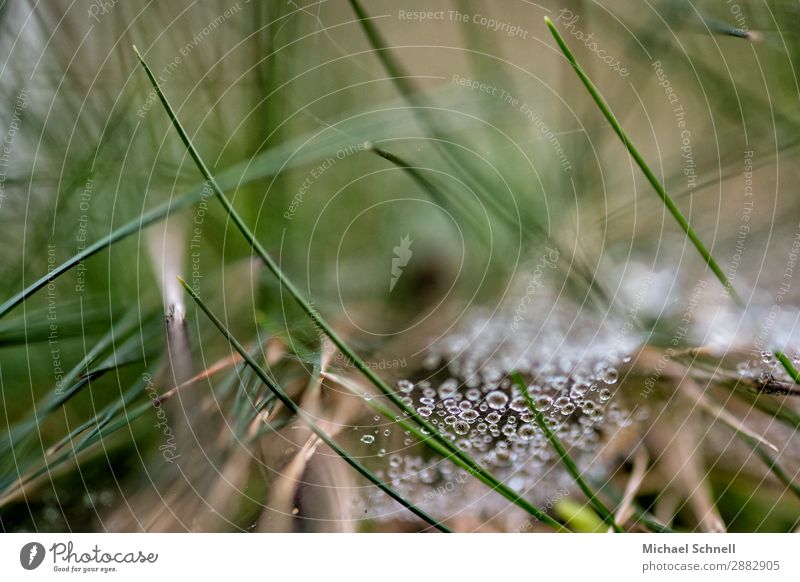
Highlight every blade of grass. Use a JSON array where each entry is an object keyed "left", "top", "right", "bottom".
[
  {"left": 544, "top": 17, "right": 739, "bottom": 305},
  {"left": 593, "top": 478, "right": 676, "bottom": 533},
  {"left": 134, "top": 45, "right": 563, "bottom": 528},
  {"left": 349, "top": 0, "right": 615, "bottom": 313},
  {"left": 544, "top": 17, "right": 800, "bottom": 383},
  {"left": 0, "top": 193, "right": 203, "bottom": 319},
  {"left": 727, "top": 380, "right": 800, "bottom": 430},
  {"left": 738, "top": 434, "right": 800, "bottom": 503},
  {"left": 554, "top": 498, "right": 606, "bottom": 532},
  {"left": 177, "top": 277, "right": 450, "bottom": 533},
  {"left": 0, "top": 374, "right": 151, "bottom": 496},
  {"left": 347, "top": 0, "right": 530, "bottom": 234},
  {"left": 370, "top": 145, "right": 498, "bottom": 254},
  {"left": 513, "top": 372, "right": 623, "bottom": 532}
]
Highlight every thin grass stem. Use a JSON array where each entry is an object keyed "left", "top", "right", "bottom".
[
  {"left": 513, "top": 372, "right": 623, "bottom": 532},
  {"left": 544, "top": 17, "right": 800, "bottom": 383},
  {"left": 178, "top": 277, "right": 450, "bottom": 532},
  {"left": 133, "top": 45, "right": 562, "bottom": 527}
]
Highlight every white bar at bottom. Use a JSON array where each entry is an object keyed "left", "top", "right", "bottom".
[{"left": 1, "top": 533, "right": 797, "bottom": 581}]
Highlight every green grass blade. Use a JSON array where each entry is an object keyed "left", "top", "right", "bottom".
[
  {"left": 513, "top": 372, "right": 623, "bottom": 532},
  {"left": 349, "top": 0, "right": 615, "bottom": 314},
  {"left": 544, "top": 17, "right": 739, "bottom": 306},
  {"left": 0, "top": 193, "right": 202, "bottom": 320},
  {"left": 370, "top": 145, "right": 497, "bottom": 251},
  {"left": 738, "top": 434, "right": 800, "bottom": 503},
  {"left": 544, "top": 17, "right": 800, "bottom": 383},
  {"left": 133, "top": 45, "right": 563, "bottom": 528},
  {"left": 177, "top": 277, "right": 451, "bottom": 533}
]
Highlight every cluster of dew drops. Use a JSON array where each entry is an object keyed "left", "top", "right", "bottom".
[
  {"left": 355, "top": 309, "right": 653, "bottom": 519},
  {"left": 387, "top": 359, "right": 634, "bottom": 469},
  {"left": 360, "top": 361, "right": 647, "bottom": 516}
]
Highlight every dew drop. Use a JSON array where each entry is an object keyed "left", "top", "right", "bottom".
[
  {"left": 554, "top": 396, "right": 570, "bottom": 409},
  {"left": 534, "top": 395, "right": 553, "bottom": 411},
  {"left": 518, "top": 424, "right": 537, "bottom": 440},
  {"left": 466, "top": 388, "right": 482, "bottom": 401},
  {"left": 509, "top": 396, "right": 528, "bottom": 412},
  {"left": 453, "top": 420, "right": 470, "bottom": 435},
  {"left": 486, "top": 390, "right": 509, "bottom": 410},
  {"left": 398, "top": 379, "right": 414, "bottom": 393},
  {"left": 602, "top": 367, "right": 619, "bottom": 385},
  {"left": 459, "top": 409, "right": 480, "bottom": 422}
]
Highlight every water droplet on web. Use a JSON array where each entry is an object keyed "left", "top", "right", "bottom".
[
  {"left": 486, "top": 411, "right": 501, "bottom": 424},
  {"left": 459, "top": 409, "right": 479, "bottom": 422},
  {"left": 554, "top": 396, "right": 570, "bottom": 409},
  {"left": 602, "top": 367, "right": 618, "bottom": 384},
  {"left": 534, "top": 395, "right": 552, "bottom": 411},
  {"left": 361, "top": 434, "right": 375, "bottom": 444},
  {"left": 466, "top": 388, "right": 482, "bottom": 401},
  {"left": 599, "top": 388, "right": 612, "bottom": 402},
  {"left": 417, "top": 406, "right": 433, "bottom": 417},
  {"left": 398, "top": 379, "right": 415, "bottom": 393},
  {"left": 486, "top": 390, "right": 509, "bottom": 410},
  {"left": 453, "top": 420, "right": 470, "bottom": 435},
  {"left": 518, "top": 424, "right": 537, "bottom": 440},
  {"left": 509, "top": 396, "right": 528, "bottom": 412}
]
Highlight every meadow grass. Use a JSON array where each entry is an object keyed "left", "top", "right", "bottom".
[{"left": 2, "top": 3, "right": 798, "bottom": 533}]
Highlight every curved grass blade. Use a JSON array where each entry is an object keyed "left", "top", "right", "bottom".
[
  {"left": 544, "top": 17, "right": 739, "bottom": 306},
  {"left": 737, "top": 434, "right": 800, "bottom": 503},
  {"left": 370, "top": 145, "right": 498, "bottom": 253},
  {"left": 0, "top": 192, "right": 203, "bottom": 320},
  {"left": 0, "top": 374, "right": 151, "bottom": 498},
  {"left": 544, "top": 17, "right": 800, "bottom": 383},
  {"left": 513, "top": 372, "right": 623, "bottom": 532},
  {"left": 177, "top": 277, "right": 451, "bottom": 533},
  {"left": 134, "top": 45, "right": 562, "bottom": 528},
  {"left": 349, "top": 0, "right": 615, "bottom": 313},
  {"left": 0, "top": 313, "right": 159, "bottom": 483}
]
